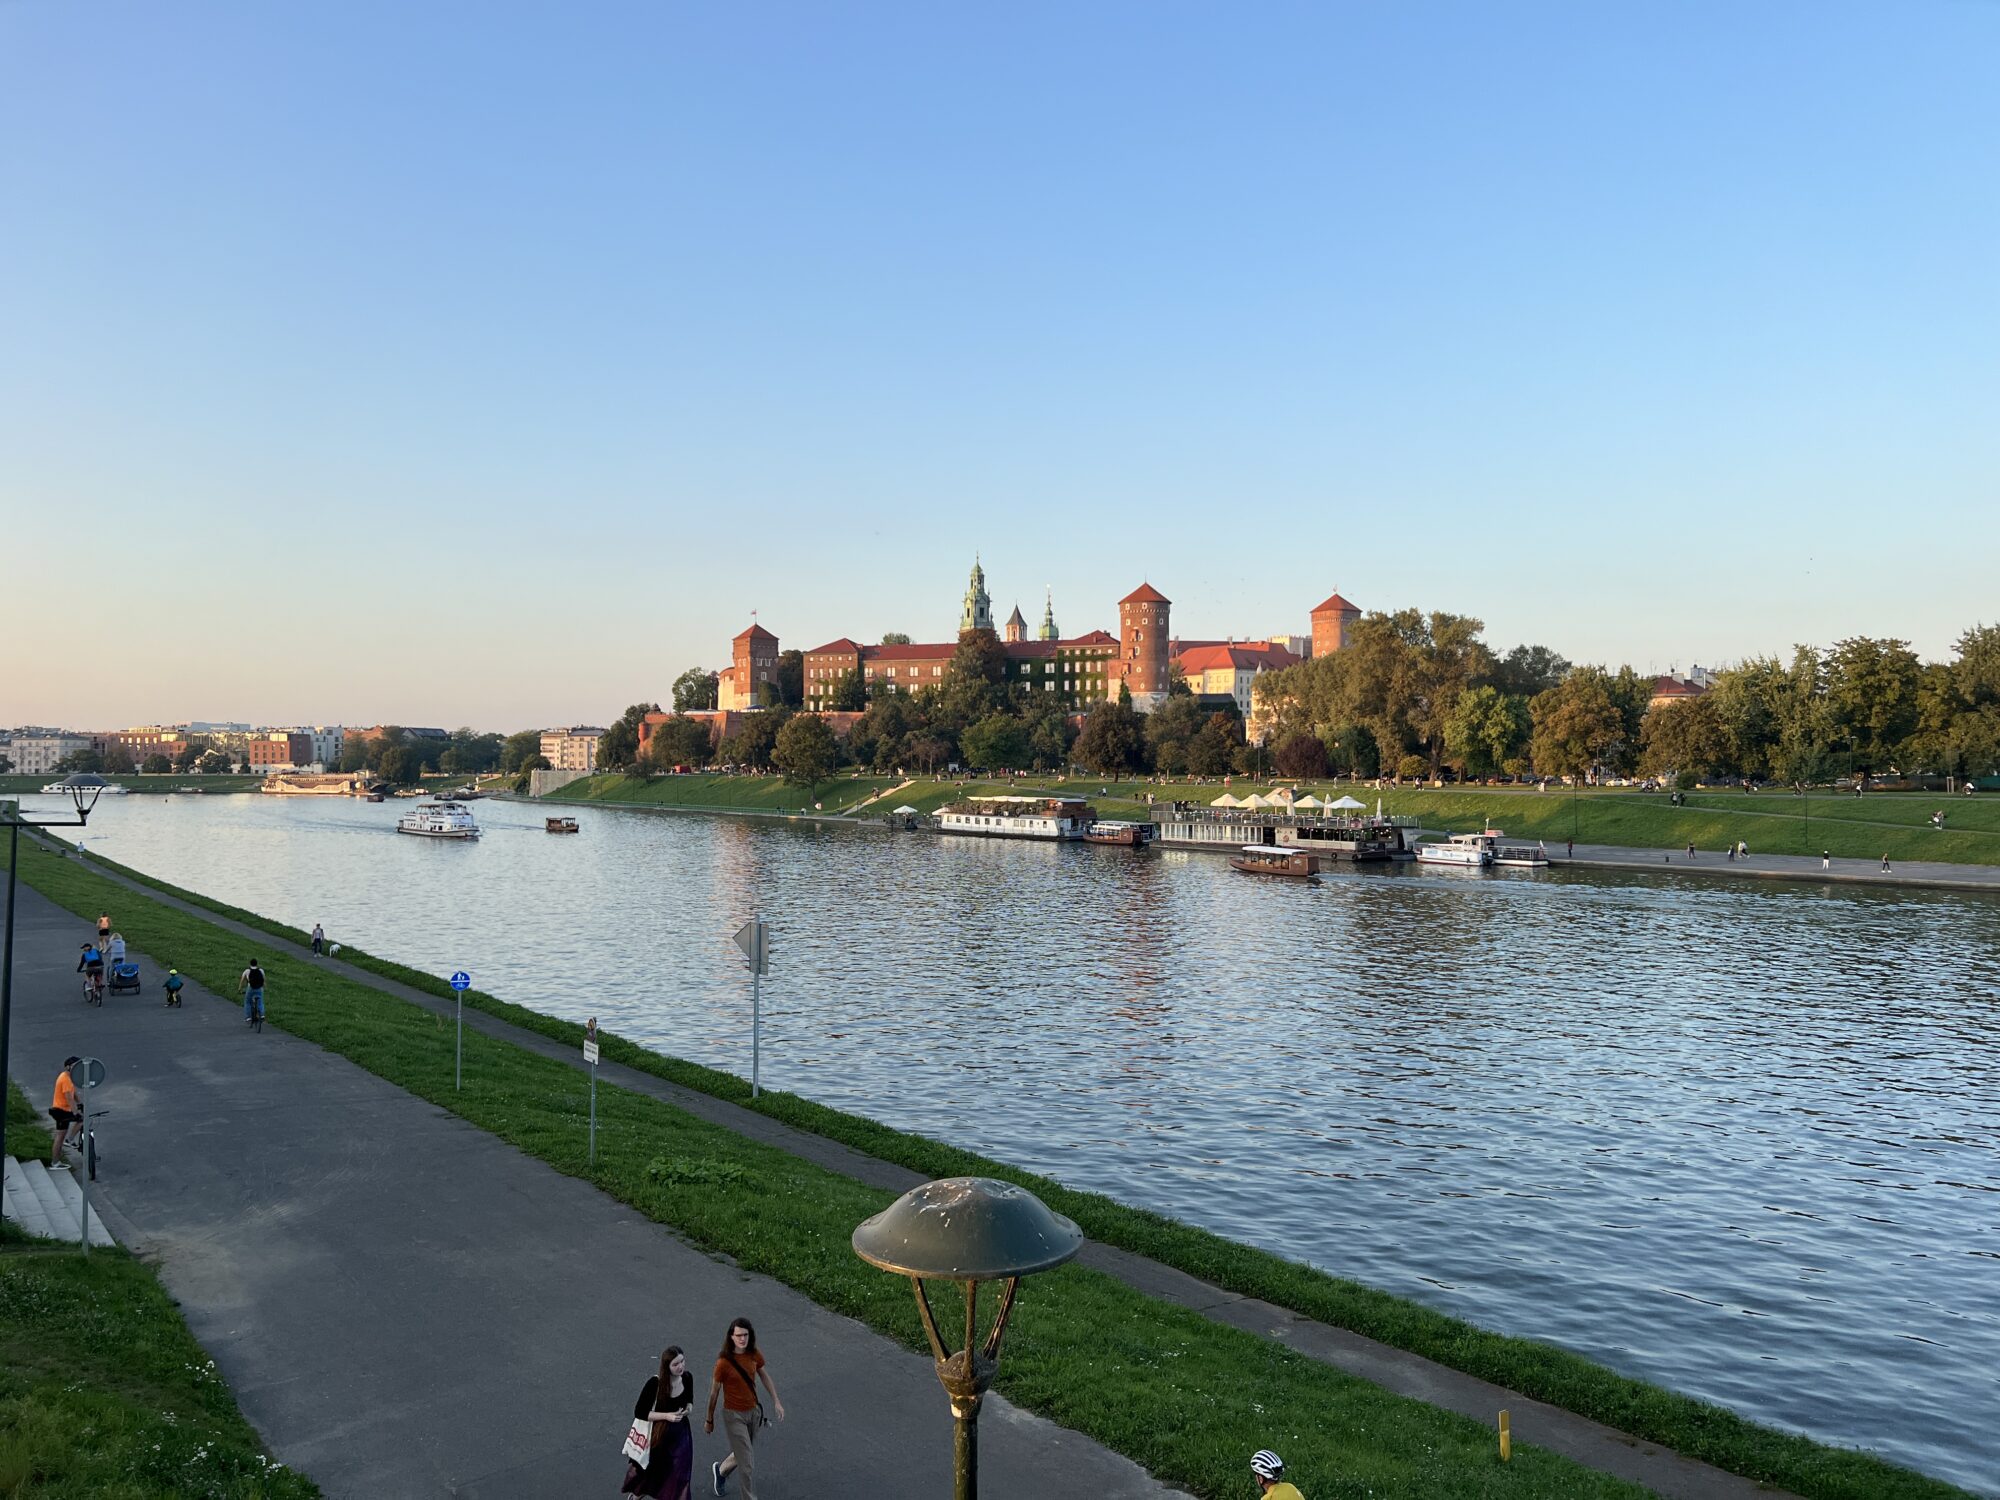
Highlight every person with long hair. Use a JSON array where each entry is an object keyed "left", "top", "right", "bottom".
[
  {"left": 621, "top": 1344, "right": 694, "bottom": 1499},
  {"left": 703, "top": 1317, "right": 783, "bottom": 1497}
]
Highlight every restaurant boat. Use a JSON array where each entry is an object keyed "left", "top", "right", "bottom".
[
  {"left": 1229, "top": 845, "right": 1320, "bottom": 879},
  {"left": 1415, "top": 831, "right": 1496, "bottom": 868},
  {"left": 1491, "top": 832, "right": 1549, "bottom": 868},
  {"left": 395, "top": 800, "right": 482, "bottom": 839},
  {"left": 936, "top": 795, "right": 1094, "bottom": 841},
  {"left": 1083, "top": 820, "right": 1155, "bottom": 847},
  {"left": 545, "top": 816, "right": 580, "bottom": 834}
]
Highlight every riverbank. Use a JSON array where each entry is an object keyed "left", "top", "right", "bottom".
[
  {"left": 0, "top": 772, "right": 265, "bottom": 796},
  {"left": 7, "top": 837, "right": 1969, "bottom": 1500},
  {"left": 2, "top": 1082, "right": 317, "bottom": 1500}
]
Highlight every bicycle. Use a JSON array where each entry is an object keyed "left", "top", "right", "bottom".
[
  {"left": 245, "top": 989, "right": 265, "bottom": 1032},
  {"left": 82, "top": 970, "right": 104, "bottom": 1006}
]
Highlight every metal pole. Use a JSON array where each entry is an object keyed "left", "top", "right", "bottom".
[
  {"left": 77, "top": 1080, "right": 90, "bottom": 1257},
  {"left": 954, "top": 1400, "right": 977, "bottom": 1500},
  {"left": 0, "top": 819, "right": 17, "bottom": 1166},
  {"left": 751, "top": 966, "right": 761, "bottom": 1100},
  {"left": 455, "top": 995, "right": 462, "bottom": 1090},
  {"left": 588, "top": 1064, "right": 597, "bottom": 1165}
]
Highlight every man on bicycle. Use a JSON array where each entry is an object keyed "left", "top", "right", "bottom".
[
  {"left": 77, "top": 942, "right": 105, "bottom": 1002},
  {"left": 238, "top": 960, "right": 266, "bottom": 1023}
]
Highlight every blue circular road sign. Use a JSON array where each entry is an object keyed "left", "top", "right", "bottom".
[{"left": 449, "top": 971, "right": 471, "bottom": 991}]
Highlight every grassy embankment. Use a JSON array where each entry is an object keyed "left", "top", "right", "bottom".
[
  {"left": 8, "top": 841, "right": 1969, "bottom": 1500},
  {"left": 3, "top": 1090, "right": 316, "bottom": 1499},
  {"left": 550, "top": 772, "right": 2000, "bottom": 866}
]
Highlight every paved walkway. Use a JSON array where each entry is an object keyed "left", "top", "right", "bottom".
[
  {"left": 3, "top": 880, "right": 1177, "bottom": 1500},
  {"left": 1563, "top": 841, "right": 2000, "bottom": 893},
  {"left": 18, "top": 846, "right": 1837, "bottom": 1500}
]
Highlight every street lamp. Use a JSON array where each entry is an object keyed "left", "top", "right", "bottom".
[
  {"left": 1, "top": 781, "right": 102, "bottom": 1163},
  {"left": 852, "top": 1176, "right": 1083, "bottom": 1500}
]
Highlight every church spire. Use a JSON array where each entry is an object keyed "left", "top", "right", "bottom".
[
  {"left": 959, "top": 555, "right": 993, "bottom": 634},
  {"left": 1038, "top": 586, "right": 1059, "bottom": 641}
]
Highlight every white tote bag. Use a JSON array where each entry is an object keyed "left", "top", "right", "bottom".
[{"left": 622, "top": 1418, "right": 652, "bottom": 1467}]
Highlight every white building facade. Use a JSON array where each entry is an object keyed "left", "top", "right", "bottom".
[
  {"left": 11, "top": 735, "right": 92, "bottom": 776},
  {"left": 540, "top": 727, "right": 604, "bottom": 772}
]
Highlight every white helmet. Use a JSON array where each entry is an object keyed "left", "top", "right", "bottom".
[{"left": 1251, "top": 1450, "right": 1284, "bottom": 1479}]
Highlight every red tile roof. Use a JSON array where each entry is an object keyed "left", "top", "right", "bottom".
[
  {"left": 1177, "top": 643, "right": 1301, "bottom": 675},
  {"left": 733, "top": 624, "right": 778, "bottom": 642},
  {"left": 1120, "top": 582, "right": 1170, "bottom": 605},
  {"left": 806, "top": 639, "right": 863, "bottom": 656},
  {"left": 859, "top": 642, "right": 958, "bottom": 661},
  {"left": 1311, "top": 593, "right": 1359, "bottom": 616},
  {"left": 1649, "top": 676, "right": 1707, "bottom": 698}
]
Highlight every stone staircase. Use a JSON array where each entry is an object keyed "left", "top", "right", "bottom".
[{"left": 2, "top": 1154, "right": 116, "bottom": 1246}]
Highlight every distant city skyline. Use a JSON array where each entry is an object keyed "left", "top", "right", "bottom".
[{"left": 5, "top": 2, "right": 1995, "bottom": 727}]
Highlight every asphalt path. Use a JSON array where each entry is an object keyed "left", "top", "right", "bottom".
[{"left": 2, "top": 880, "right": 1178, "bottom": 1500}]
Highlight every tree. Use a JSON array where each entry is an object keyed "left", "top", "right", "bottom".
[
  {"left": 173, "top": 739, "right": 204, "bottom": 773},
  {"left": 378, "top": 745, "right": 423, "bottom": 785},
  {"left": 961, "top": 713, "right": 1031, "bottom": 771},
  {"left": 1640, "top": 697, "right": 1733, "bottom": 779},
  {"left": 598, "top": 702, "right": 659, "bottom": 771},
  {"left": 141, "top": 753, "right": 172, "bottom": 775},
  {"left": 1823, "top": 637, "right": 1922, "bottom": 772},
  {"left": 1490, "top": 644, "right": 1572, "bottom": 699},
  {"left": 719, "top": 710, "right": 788, "bottom": 771},
  {"left": 774, "top": 650, "right": 805, "bottom": 709},
  {"left": 500, "top": 730, "right": 545, "bottom": 774},
  {"left": 197, "top": 751, "right": 232, "bottom": 776},
  {"left": 1142, "top": 695, "right": 1210, "bottom": 774},
  {"left": 1445, "top": 686, "right": 1530, "bottom": 778},
  {"left": 881, "top": 632, "right": 911, "bottom": 646},
  {"left": 1186, "top": 720, "right": 1238, "bottom": 775},
  {"left": 827, "top": 669, "right": 868, "bottom": 713},
  {"left": 56, "top": 748, "right": 105, "bottom": 774},
  {"left": 772, "top": 714, "right": 837, "bottom": 788},
  {"left": 1529, "top": 670, "right": 1629, "bottom": 780},
  {"left": 337, "top": 736, "right": 374, "bottom": 773},
  {"left": 102, "top": 743, "right": 136, "bottom": 775},
  {"left": 643, "top": 715, "right": 713, "bottom": 771},
  {"left": 510, "top": 753, "right": 551, "bottom": 792},
  {"left": 0, "top": 754, "right": 11, "bottom": 774},
  {"left": 440, "top": 728, "right": 503, "bottom": 778},
  {"left": 1075, "top": 699, "right": 1142, "bottom": 774},
  {"left": 1273, "top": 731, "right": 1328, "bottom": 779},
  {"left": 672, "top": 668, "right": 720, "bottom": 713},
  {"left": 901, "top": 733, "right": 952, "bottom": 773}
]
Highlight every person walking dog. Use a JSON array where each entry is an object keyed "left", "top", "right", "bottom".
[
  {"left": 621, "top": 1345, "right": 694, "bottom": 1499},
  {"left": 705, "top": 1317, "right": 782, "bottom": 1497}
]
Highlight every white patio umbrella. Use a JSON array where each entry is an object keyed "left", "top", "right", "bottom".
[
  {"left": 891, "top": 805, "right": 920, "bottom": 814},
  {"left": 1266, "top": 786, "right": 1297, "bottom": 803},
  {"left": 1241, "top": 793, "right": 1271, "bottom": 809},
  {"left": 1210, "top": 793, "right": 1242, "bottom": 808},
  {"left": 1329, "top": 795, "right": 1366, "bottom": 810},
  {"left": 1293, "top": 794, "right": 1325, "bottom": 809}
]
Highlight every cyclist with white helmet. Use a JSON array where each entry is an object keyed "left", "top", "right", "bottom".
[{"left": 1251, "top": 1449, "right": 1304, "bottom": 1499}]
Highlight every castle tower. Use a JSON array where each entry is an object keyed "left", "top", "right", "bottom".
[
  {"left": 718, "top": 623, "right": 779, "bottom": 711},
  {"left": 1309, "top": 591, "right": 1361, "bottom": 658},
  {"left": 1038, "top": 587, "right": 1059, "bottom": 641},
  {"left": 1115, "top": 582, "right": 1171, "bottom": 712},
  {"left": 959, "top": 557, "right": 993, "bottom": 634},
  {"left": 1003, "top": 604, "right": 1027, "bottom": 643}
]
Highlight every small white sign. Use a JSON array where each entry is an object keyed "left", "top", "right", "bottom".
[{"left": 583, "top": 1039, "right": 600, "bottom": 1065}]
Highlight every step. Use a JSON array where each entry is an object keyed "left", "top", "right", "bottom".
[
  {"left": 2, "top": 1156, "right": 57, "bottom": 1240},
  {"left": 23, "top": 1156, "right": 76, "bottom": 1236},
  {"left": 41, "top": 1160, "right": 115, "bottom": 1246}
]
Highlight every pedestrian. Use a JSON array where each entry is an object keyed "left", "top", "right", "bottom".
[
  {"left": 164, "top": 968, "right": 185, "bottom": 1007},
  {"left": 239, "top": 959, "right": 267, "bottom": 1023},
  {"left": 1251, "top": 1449, "right": 1306, "bottom": 1499},
  {"left": 311, "top": 922, "right": 326, "bottom": 957},
  {"left": 1881, "top": 853, "right": 1891, "bottom": 873},
  {"left": 96, "top": 912, "right": 111, "bottom": 944},
  {"left": 705, "top": 1317, "right": 783, "bottom": 1498},
  {"left": 1686, "top": 841, "right": 1696, "bottom": 860},
  {"left": 1822, "top": 851, "right": 1830, "bottom": 870},
  {"left": 1566, "top": 838, "right": 1573, "bottom": 859},
  {"left": 107, "top": 931, "right": 126, "bottom": 969},
  {"left": 1727, "top": 844, "right": 1735, "bottom": 862},
  {"left": 49, "top": 1057, "right": 82, "bottom": 1164},
  {"left": 622, "top": 1345, "right": 694, "bottom": 1499},
  {"left": 1738, "top": 840, "right": 1748, "bottom": 859}
]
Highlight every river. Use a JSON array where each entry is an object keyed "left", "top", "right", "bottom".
[{"left": 32, "top": 791, "right": 2000, "bottom": 1493}]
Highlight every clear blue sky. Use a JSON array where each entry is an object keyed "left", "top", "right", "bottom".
[{"left": 5, "top": 1, "right": 1995, "bottom": 728}]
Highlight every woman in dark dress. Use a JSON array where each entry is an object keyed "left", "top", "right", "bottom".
[{"left": 621, "top": 1345, "right": 694, "bottom": 1499}]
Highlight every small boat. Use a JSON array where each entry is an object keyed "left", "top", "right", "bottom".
[
  {"left": 42, "top": 776, "right": 127, "bottom": 795},
  {"left": 545, "top": 816, "right": 580, "bottom": 834},
  {"left": 1083, "top": 820, "right": 1154, "bottom": 847},
  {"left": 1229, "top": 845, "right": 1319, "bottom": 879},
  {"left": 396, "top": 801, "right": 481, "bottom": 839},
  {"left": 1490, "top": 831, "right": 1548, "bottom": 868},
  {"left": 936, "top": 795, "right": 1096, "bottom": 841},
  {"left": 1416, "top": 832, "right": 1495, "bottom": 868},
  {"left": 364, "top": 792, "right": 386, "bottom": 803}
]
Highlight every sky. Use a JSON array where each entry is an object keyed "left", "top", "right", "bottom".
[{"left": 4, "top": 1, "right": 1996, "bottom": 730}]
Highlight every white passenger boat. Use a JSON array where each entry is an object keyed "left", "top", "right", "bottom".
[
  {"left": 41, "top": 776, "right": 127, "bottom": 795},
  {"left": 935, "top": 795, "right": 1094, "bottom": 841},
  {"left": 1415, "top": 831, "right": 1496, "bottom": 867},
  {"left": 1491, "top": 832, "right": 1549, "bottom": 868},
  {"left": 396, "top": 800, "right": 482, "bottom": 839}
]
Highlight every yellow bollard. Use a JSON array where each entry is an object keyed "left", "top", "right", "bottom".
[{"left": 1498, "top": 1409, "right": 1512, "bottom": 1461}]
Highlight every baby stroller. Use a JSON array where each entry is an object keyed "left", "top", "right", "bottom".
[{"left": 108, "top": 962, "right": 142, "bottom": 995}]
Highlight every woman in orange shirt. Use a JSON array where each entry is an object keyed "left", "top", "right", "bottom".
[{"left": 702, "top": 1317, "right": 783, "bottom": 1499}]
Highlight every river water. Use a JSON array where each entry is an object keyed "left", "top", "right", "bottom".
[{"left": 33, "top": 791, "right": 2000, "bottom": 1493}]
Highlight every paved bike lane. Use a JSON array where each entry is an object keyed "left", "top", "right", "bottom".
[{"left": 3, "top": 880, "right": 1179, "bottom": 1499}]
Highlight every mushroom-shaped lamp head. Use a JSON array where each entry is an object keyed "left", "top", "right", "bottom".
[{"left": 852, "top": 1176, "right": 1082, "bottom": 1280}]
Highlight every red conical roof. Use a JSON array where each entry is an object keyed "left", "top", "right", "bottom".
[
  {"left": 1311, "top": 592, "right": 1359, "bottom": 616},
  {"left": 1120, "top": 582, "right": 1170, "bottom": 605},
  {"left": 733, "top": 624, "right": 778, "bottom": 642}
]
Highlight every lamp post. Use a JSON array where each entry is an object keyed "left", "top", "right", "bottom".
[
  {"left": 852, "top": 1176, "right": 1083, "bottom": 1500},
  {"left": 2, "top": 782, "right": 103, "bottom": 1163}
]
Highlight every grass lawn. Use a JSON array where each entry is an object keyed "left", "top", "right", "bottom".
[
  {"left": 549, "top": 771, "right": 904, "bottom": 815},
  {"left": 6, "top": 1080, "right": 54, "bottom": 1164},
  {"left": 0, "top": 1235, "right": 318, "bottom": 1499},
  {"left": 4, "top": 840, "right": 1969, "bottom": 1500}
]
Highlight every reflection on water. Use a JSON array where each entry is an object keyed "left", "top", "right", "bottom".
[{"left": 37, "top": 792, "right": 2000, "bottom": 1492}]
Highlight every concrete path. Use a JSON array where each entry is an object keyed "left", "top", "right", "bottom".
[
  {"left": 19, "top": 845, "right": 1843, "bottom": 1500},
  {"left": 2, "top": 879, "right": 1178, "bottom": 1500},
  {"left": 1563, "top": 840, "right": 2000, "bottom": 893}
]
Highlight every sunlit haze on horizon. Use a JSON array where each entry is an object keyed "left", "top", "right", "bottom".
[{"left": 4, "top": 1, "right": 1995, "bottom": 729}]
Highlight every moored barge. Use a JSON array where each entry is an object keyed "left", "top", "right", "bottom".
[{"left": 936, "top": 795, "right": 1095, "bottom": 841}]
